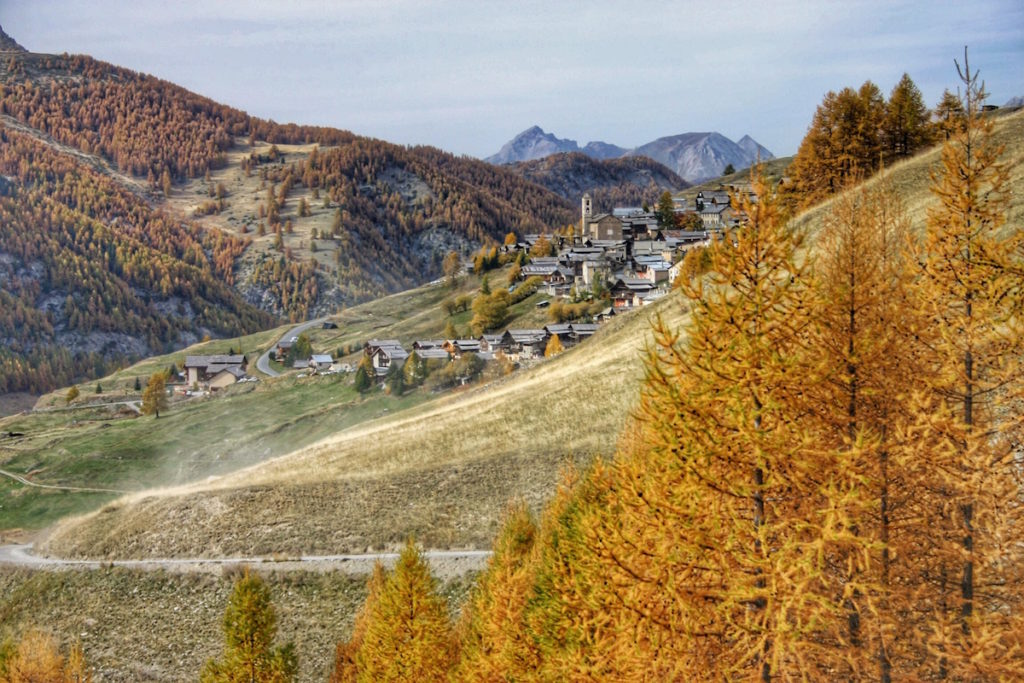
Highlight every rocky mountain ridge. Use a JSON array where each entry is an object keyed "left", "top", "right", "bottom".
[{"left": 487, "top": 126, "right": 774, "bottom": 183}]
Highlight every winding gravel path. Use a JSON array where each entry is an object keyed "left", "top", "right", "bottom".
[{"left": 0, "top": 544, "right": 490, "bottom": 578}]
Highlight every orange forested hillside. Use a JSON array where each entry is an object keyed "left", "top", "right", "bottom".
[
  {"left": 0, "top": 124, "right": 274, "bottom": 394},
  {"left": 0, "top": 52, "right": 354, "bottom": 182},
  {"left": 0, "top": 50, "right": 576, "bottom": 320}
]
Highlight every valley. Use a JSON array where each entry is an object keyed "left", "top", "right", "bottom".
[{"left": 0, "top": 14, "right": 1022, "bottom": 678}]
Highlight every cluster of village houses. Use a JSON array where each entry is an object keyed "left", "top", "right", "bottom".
[{"left": 177, "top": 190, "right": 748, "bottom": 391}]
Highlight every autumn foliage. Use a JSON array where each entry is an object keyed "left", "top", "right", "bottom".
[
  {"left": 331, "top": 540, "right": 456, "bottom": 682},
  {"left": 336, "top": 61, "right": 1022, "bottom": 678},
  {"left": 0, "top": 629, "right": 91, "bottom": 683}
]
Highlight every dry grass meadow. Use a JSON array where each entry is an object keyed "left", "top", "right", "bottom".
[{"left": 41, "top": 296, "right": 685, "bottom": 558}]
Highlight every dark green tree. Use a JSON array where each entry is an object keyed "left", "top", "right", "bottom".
[{"left": 655, "top": 190, "right": 676, "bottom": 230}]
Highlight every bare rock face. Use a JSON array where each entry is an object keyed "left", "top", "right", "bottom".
[{"left": 0, "top": 25, "right": 27, "bottom": 52}]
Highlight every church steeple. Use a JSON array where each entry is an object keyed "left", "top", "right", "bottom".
[{"left": 580, "top": 192, "right": 592, "bottom": 241}]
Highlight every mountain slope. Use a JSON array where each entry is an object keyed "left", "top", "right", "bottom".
[
  {"left": 0, "top": 44, "right": 579, "bottom": 393},
  {"left": 507, "top": 152, "right": 689, "bottom": 210},
  {"left": 0, "top": 124, "right": 275, "bottom": 394},
  {"left": 0, "top": 50, "right": 575, "bottom": 313},
  {"left": 485, "top": 126, "right": 581, "bottom": 164},
  {"left": 0, "top": 24, "right": 26, "bottom": 52}
]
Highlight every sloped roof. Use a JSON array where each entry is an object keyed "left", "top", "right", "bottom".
[
  {"left": 185, "top": 355, "right": 245, "bottom": 369},
  {"left": 417, "top": 348, "right": 452, "bottom": 360}
]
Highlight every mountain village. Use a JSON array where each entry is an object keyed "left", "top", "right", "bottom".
[{"left": 179, "top": 188, "right": 755, "bottom": 392}]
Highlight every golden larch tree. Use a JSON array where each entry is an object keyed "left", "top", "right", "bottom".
[
  {"left": 905, "top": 51, "right": 1024, "bottom": 679},
  {"left": 453, "top": 501, "right": 541, "bottom": 681},
  {"left": 353, "top": 539, "right": 455, "bottom": 681}
]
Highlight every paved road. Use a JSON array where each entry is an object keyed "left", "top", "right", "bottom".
[
  {"left": 0, "top": 544, "right": 490, "bottom": 577},
  {"left": 255, "top": 318, "right": 328, "bottom": 377}
]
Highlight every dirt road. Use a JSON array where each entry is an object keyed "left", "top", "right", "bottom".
[{"left": 0, "top": 543, "right": 490, "bottom": 579}]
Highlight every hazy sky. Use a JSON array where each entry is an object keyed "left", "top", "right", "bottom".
[{"left": 4, "top": 1, "right": 1023, "bottom": 158}]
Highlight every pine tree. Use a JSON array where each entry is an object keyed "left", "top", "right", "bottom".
[
  {"left": 798, "top": 180, "right": 920, "bottom": 679},
  {"left": 402, "top": 351, "right": 426, "bottom": 389},
  {"left": 655, "top": 190, "right": 676, "bottom": 229},
  {"left": 200, "top": 569, "right": 297, "bottom": 683},
  {"left": 353, "top": 363, "right": 372, "bottom": 394},
  {"left": 354, "top": 540, "right": 455, "bottom": 681},
  {"left": 1, "top": 629, "right": 92, "bottom": 683},
  {"left": 140, "top": 372, "right": 167, "bottom": 418}
]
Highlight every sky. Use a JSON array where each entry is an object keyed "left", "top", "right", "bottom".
[{"left": 4, "top": 1, "right": 1023, "bottom": 159}]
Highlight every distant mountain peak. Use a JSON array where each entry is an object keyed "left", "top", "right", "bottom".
[
  {"left": 486, "top": 126, "right": 580, "bottom": 164},
  {"left": 487, "top": 127, "right": 774, "bottom": 182},
  {"left": 0, "top": 25, "right": 27, "bottom": 52}
]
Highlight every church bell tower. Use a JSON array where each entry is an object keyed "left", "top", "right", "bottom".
[{"left": 580, "top": 192, "right": 592, "bottom": 242}]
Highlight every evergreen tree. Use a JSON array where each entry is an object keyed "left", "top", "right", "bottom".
[
  {"left": 384, "top": 361, "right": 405, "bottom": 395},
  {"left": 353, "top": 362, "right": 373, "bottom": 394},
  {"left": 655, "top": 190, "right": 676, "bottom": 230},
  {"left": 201, "top": 569, "right": 297, "bottom": 683},
  {"left": 401, "top": 350, "right": 426, "bottom": 389}
]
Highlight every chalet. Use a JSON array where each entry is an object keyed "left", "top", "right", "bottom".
[
  {"left": 477, "top": 334, "right": 504, "bottom": 353},
  {"left": 443, "top": 339, "right": 481, "bottom": 357},
  {"left": 415, "top": 348, "right": 452, "bottom": 362},
  {"left": 586, "top": 214, "right": 624, "bottom": 241},
  {"left": 309, "top": 354, "right": 334, "bottom": 372},
  {"left": 569, "top": 323, "right": 599, "bottom": 344},
  {"left": 274, "top": 339, "right": 295, "bottom": 361},
  {"left": 364, "top": 339, "right": 409, "bottom": 376},
  {"left": 699, "top": 203, "right": 731, "bottom": 229},
  {"left": 543, "top": 323, "right": 574, "bottom": 348},
  {"left": 500, "top": 329, "right": 549, "bottom": 360},
  {"left": 184, "top": 355, "right": 247, "bottom": 387},
  {"left": 412, "top": 340, "right": 446, "bottom": 351},
  {"left": 209, "top": 366, "right": 247, "bottom": 390},
  {"left": 595, "top": 307, "right": 617, "bottom": 323},
  {"left": 610, "top": 277, "right": 655, "bottom": 308},
  {"left": 634, "top": 258, "right": 673, "bottom": 284}
]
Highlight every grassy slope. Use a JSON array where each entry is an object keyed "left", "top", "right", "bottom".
[
  {"left": 0, "top": 269, "right": 518, "bottom": 533},
  {"left": 40, "top": 294, "right": 681, "bottom": 558}
]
